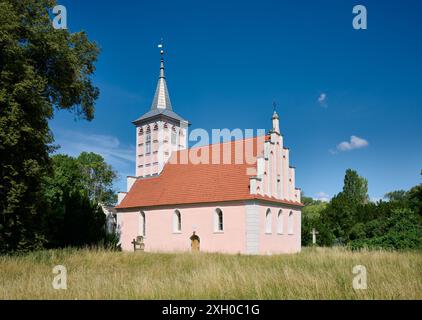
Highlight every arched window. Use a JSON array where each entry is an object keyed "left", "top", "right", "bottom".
[
  {"left": 214, "top": 208, "right": 223, "bottom": 232},
  {"left": 173, "top": 210, "right": 181, "bottom": 232},
  {"left": 145, "top": 127, "right": 151, "bottom": 154},
  {"left": 277, "top": 210, "right": 283, "bottom": 234},
  {"left": 138, "top": 128, "right": 144, "bottom": 135},
  {"left": 171, "top": 126, "right": 177, "bottom": 145},
  {"left": 153, "top": 123, "right": 158, "bottom": 131},
  {"left": 139, "top": 211, "right": 146, "bottom": 237},
  {"left": 265, "top": 209, "right": 272, "bottom": 234},
  {"left": 288, "top": 211, "right": 294, "bottom": 234}
]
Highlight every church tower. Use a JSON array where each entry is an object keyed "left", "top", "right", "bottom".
[{"left": 133, "top": 47, "right": 189, "bottom": 177}]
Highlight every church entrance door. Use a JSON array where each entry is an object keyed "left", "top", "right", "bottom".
[{"left": 190, "top": 232, "right": 200, "bottom": 252}]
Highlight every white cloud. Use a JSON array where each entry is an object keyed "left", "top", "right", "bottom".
[
  {"left": 314, "top": 192, "right": 330, "bottom": 202},
  {"left": 52, "top": 129, "right": 137, "bottom": 192},
  {"left": 318, "top": 93, "right": 327, "bottom": 107},
  {"left": 336, "top": 135, "right": 369, "bottom": 152},
  {"left": 53, "top": 129, "right": 135, "bottom": 168}
]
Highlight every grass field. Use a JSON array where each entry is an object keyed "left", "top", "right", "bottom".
[{"left": 0, "top": 247, "right": 421, "bottom": 299}]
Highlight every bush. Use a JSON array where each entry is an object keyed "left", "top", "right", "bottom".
[
  {"left": 45, "top": 192, "right": 106, "bottom": 248},
  {"left": 99, "top": 232, "right": 121, "bottom": 251},
  {"left": 349, "top": 209, "right": 422, "bottom": 250}
]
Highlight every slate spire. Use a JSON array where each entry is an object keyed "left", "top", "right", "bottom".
[{"left": 150, "top": 45, "right": 172, "bottom": 110}]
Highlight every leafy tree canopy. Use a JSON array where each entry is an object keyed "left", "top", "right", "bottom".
[
  {"left": 303, "top": 168, "right": 422, "bottom": 250},
  {"left": 44, "top": 153, "right": 117, "bottom": 205},
  {"left": 43, "top": 152, "right": 117, "bottom": 248},
  {"left": 341, "top": 169, "right": 369, "bottom": 204},
  {"left": 0, "top": 0, "right": 99, "bottom": 253},
  {"left": 77, "top": 152, "right": 117, "bottom": 206}
]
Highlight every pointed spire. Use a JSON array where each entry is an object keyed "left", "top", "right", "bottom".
[
  {"left": 159, "top": 58, "right": 165, "bottom": 79},
  {"left": 150, "top": 40, "right": 173, "bottom": 110},
  {"left": 272, "top": 101, "right": 280, "bottom": 133},
  {"left": 272, "top": 101, "right": 279, "bottom": 119}
]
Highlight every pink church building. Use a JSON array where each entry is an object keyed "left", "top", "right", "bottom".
[{"left": 115, "top": 51, "right": 303, "bottom": 254}]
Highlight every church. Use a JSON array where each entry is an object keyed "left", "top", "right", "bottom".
[{"left": 115, "top": 49, "right": 303, "bottom": 254}]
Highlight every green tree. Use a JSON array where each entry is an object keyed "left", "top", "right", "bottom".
[
  {"left": 342, "top": 169, "right": 369, "bottom": 204},
  {"left": 305, "top": 169, "right": 422, "bottom": 249},
  {"left": 349, "top": 208, "right": 422, "bottom": 250},
  {"left": 407, "top": 170, "right": 422, "bottom": 216},
  {"left": 0, "top": 0, "right": 99, "bottom": 253},
  {"left": 43, "top": 154, "right": 84, "bottom": 201},
  {"left": 77, "top": 152, "right": 117, "bottom": 205},
  {"left": 385, "top": 190, "right": 408, "bottom": 203},
  {"left": 300, "top": 193, "right": 332, "bottom": 246},
  {"left": 300, "top": 191, "right": 314, "bottom": 206},
  {"left": 320, "top": 169, "right": 369, "bottom": 244},
  {"left": 302, "top": 200, "right": 328, "bottom": 219},
  {"left": 302, "top": 213, "right": 335, "bottom": 247},
  {"left": 43, "top": 153, "right": 115, "bottom": 248}
]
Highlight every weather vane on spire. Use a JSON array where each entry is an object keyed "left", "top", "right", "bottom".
[
  {"left": 273, "top": 100, "right": 277, "bottom": 113},
  {"left": 158, "top": 38, "right": 164, "bottom": 56}
]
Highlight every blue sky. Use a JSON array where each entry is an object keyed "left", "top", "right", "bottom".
[{"left": 50, "top": 0, "right": 422, "bottom": 201}]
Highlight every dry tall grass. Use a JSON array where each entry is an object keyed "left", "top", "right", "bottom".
[{"left": 0, "top": 247, "right": 421, "bottom": 299}]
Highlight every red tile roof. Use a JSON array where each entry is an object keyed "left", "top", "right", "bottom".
[{"left": 116, "top": 136, "right": 303, "bottom": 209}]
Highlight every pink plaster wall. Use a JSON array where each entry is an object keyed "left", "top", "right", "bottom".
[
  {"left": 118, "top": 202, "right": 247, "bottom": 254},
  {"left": 259, "top": 204, "right": 301, "bottom": 254},
  {"left": 117, "top": 201, "right": 301, "bottom": 254}
]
